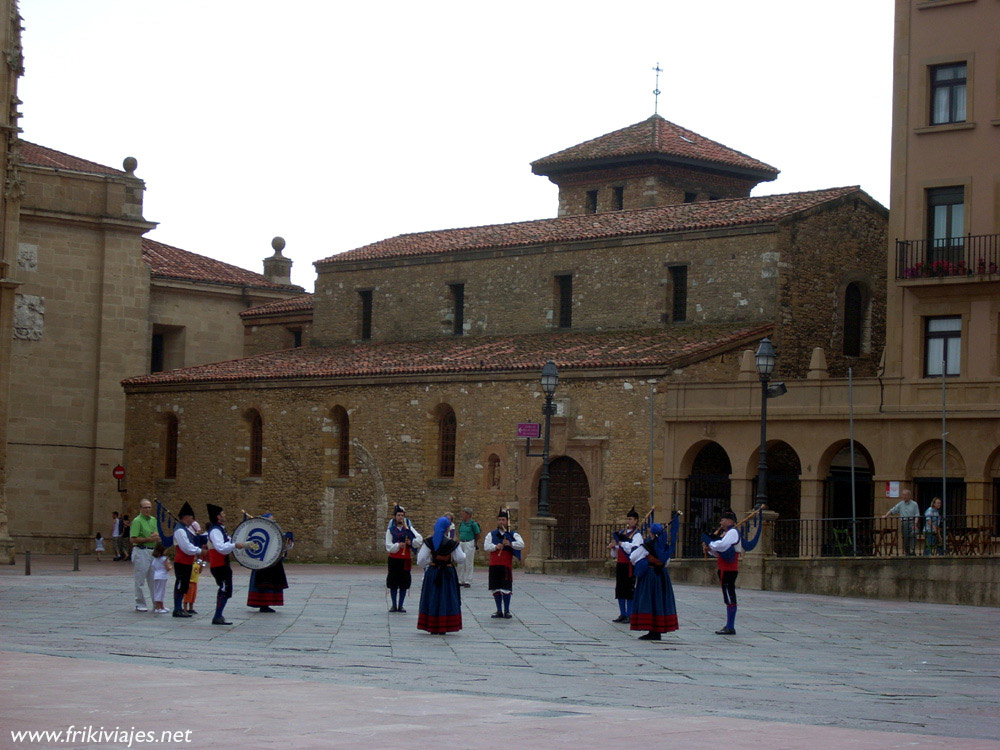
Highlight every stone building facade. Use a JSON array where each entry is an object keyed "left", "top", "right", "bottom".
[{"left": 123, "top": 115, "right": 888, "bottom": 563}]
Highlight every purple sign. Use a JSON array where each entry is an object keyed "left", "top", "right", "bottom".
[{"left": 517, "top": 422, "right": 541, "bottom": 439}]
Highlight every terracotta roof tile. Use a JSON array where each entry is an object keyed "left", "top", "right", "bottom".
[
  {"left": 318, "top": 187, "right": 861, "bottom": 266},
  {"left": 240, "top": 294, "right": 314, "bottom": 319},
  {"left": 20, "top": 141, "right": 124, "bottom": 176},
  {"left": 531, "top": 115, "right": 778, "bottom": 177},
  {"left": 123, "top": 324, "right": 771, "bottom": 388},
  {"left": 142, "top": 237, "right": 301, "bottom": 292}
]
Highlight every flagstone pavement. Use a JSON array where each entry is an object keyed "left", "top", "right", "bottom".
[{"left": 1, "top": 556, "right": 998, "bottom": 749}]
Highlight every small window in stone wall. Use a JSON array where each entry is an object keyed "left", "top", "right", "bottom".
[
  {"left": 585, "top": 190, "right": 598, "bottom": 215},
  {"left": 683, "top": 192, "right": 697, "bottom": 204},
  {"left": 667, "top": 265, "right": 687, "bottom": 323},
  {"left": 248, "top": 410, "right": 263, "bottom": 477},
  {"left": 334, "top": 406, "right": 351, "bottom": 478},
  {"left": 843, "top": 282, "right": 863, "bottom": 357},
  {"left": 439, "top": 407, "right": 457, "bottom": 478},
  {"left": 556, "top": 274, "right": 573, "bottom": 328},
  {"left": 450, "top": 283, "right": 465, "bottom": 336},
  {"left": 359, "top": 290, "right": 373, "bottom": 340},
  {"left": 612, "top": 186, "right": 624, "bottom": 211}
]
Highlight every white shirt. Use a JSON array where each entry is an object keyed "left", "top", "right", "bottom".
[
  {"left": 173, "top": 524, "right": 202, "bottom": 556},
  {"left": 384, "top": 522, "right": 423, "bottom": 554},
  {"left": 482, "top": 530, "right": 524, "bottom": 552},
  {"left": 707, "top": 528, "right": 740, "bottom": 557},
  {"left": 209, "top": 527, "right": 236, "bottom": 555},
  {"left": 416, "top": 541, "right": 467, "bottom": 567},
  {"left": 611, "top": 528, "right": 642, "bottom": 559}
]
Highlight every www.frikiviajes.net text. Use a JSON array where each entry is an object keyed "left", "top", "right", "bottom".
[{"left": 9, "top": 726, "right": 193, "bottom": 746}]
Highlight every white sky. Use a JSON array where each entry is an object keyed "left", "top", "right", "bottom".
[{"left": 19, "top": 1, "right": 893, "bottom": 291}]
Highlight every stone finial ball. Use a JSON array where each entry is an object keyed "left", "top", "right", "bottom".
[
  {"left": 271, "top": 236, "right": 286, "bottom": 253},
  {"left": 123, "top": 156, "right": 138, "bottom": 174}
]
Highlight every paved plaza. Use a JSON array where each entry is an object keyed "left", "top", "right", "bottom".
[{"left": 1, "top": 556, "right": 998, "bottom": 749}]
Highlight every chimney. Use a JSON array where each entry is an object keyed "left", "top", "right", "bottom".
[{"left": 263, "top": 236, "right": 292, "bottom": 286}]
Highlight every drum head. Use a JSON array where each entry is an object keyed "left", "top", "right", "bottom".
[{"left": 232, "top": 517, "right": 284, "bottom": 570}]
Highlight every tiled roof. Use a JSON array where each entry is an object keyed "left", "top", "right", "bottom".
[
  {"left": 20, "top": 141, "right": 125, "bottom": 176},
  {"left": 531, "top": 115, "right": 779, "bottom": 177},
  {"left": 319, "top": 186, "right": 861, "bottom": 266},
  {"left": 142, "top": 237, "right": 302, "bottom": 292},
  {"left": 123, "top": 324, "right": 771, "bottom": 388},
  {"left": 240, "top": 294, "right": 314, "bottom": 319}
]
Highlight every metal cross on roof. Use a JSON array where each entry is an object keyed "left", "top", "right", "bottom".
[{"left": 652, "top": 62, "right": 663, "bottom": 115}]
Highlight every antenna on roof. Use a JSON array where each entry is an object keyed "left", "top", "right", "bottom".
[{"left": 652, "top": 62, "right": 662, "bottom": 116}]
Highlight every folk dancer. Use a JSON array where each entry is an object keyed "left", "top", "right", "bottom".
[
  {"left": 484, "top": 509, "right": 524, "bottom": 619},
  {"left": 703, "top": 508, "right": 740, "bottom": 635},
  {"left": 629, "top": 515, "right": 680, "bottom": 640},
  {"left": 247, "top": 512, "right": 289, "bottom": 613},
  {"left": 385, "top": 505, "right": 422, "bottom": 613},
  {"left": 172, "top": 502, "right": 207, "bottom": 618},
  {"left": 609, "top": 506, "right": 642, "bottom": 623},
  {"left": 416, "top": 516, "right": 466, "bottom": 634},
  {"left": 206, "top": 504, "right": 244, "bottom": 625}
]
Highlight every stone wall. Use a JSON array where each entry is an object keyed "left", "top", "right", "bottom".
[{"left": 243, "top": 316, "right": 313, "bottom": 357}]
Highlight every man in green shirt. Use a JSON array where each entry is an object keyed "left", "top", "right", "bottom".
[
  {"left": 457, "top": 507, "right": 481, "bottom": 588},
  {"left": 130, "top": 498, "right": 160, "bottom": 612}
]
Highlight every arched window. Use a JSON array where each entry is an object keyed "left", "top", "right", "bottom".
[
  {"left": 164, "top": 414, "right": 178, "bottom": 479},
  {"left": 843, "top": 282, "right": 863, "bottom": 356},
  {"left": 438, "top": 407, "right": 456, "bottom": 478},
  {"left": 248, "top": 410, "right": 263, "bottom": 477},
  {"left": 333, "top": 406, "right": 351, "bottom": 478}
]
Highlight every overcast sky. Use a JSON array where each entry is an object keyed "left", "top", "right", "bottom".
[{"left": 19, "top": 1, "right": 893, "bottom": 290}]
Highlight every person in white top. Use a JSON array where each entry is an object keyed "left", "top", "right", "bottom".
[
  {"left": 385, "top": 505, "right": 422, "bottom": 613},
  {"left": 206, "top": 504, "right": 244, "bottom": 625},
  {"left": 150, "top": 542, "right": 173, "bottom": 613}
]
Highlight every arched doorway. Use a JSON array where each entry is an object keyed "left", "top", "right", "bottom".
[
  {"left": 546, "top": 456, "right": 591, "bottom": 559},
  {"left": 822, "top": 442, "right": 875, "bottom": 555},
  {"left": 685, "top": 442, "right": 732, "bottom": 557},
  {"left": 752, "top": 441, "right": 801, "bottom": 556}
]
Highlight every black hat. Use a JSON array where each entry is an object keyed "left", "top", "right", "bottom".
[
  {"left": 721, "top": 509, "right": 738, "bottom": 523},
  {"left": 207, "top": 503, "right": 223, "bottom": 523},
  {"left": 393, "top": 505, "right": 405, "bottom": 515},
  {"left": 497, "top": 508, "right": 509, "bottom": 519},
  {"left": 626, "top": 506, "right": 640, "bottom": 520},
  {"left": 178, "top": 502, "right": 194, "bottom": 519}
]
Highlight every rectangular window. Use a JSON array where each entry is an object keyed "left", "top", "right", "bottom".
[
  {"left": 927, "top": 186, "right": 964, "bottom": 262},
  {"left": 359, "top": 290, "right": 373, "bottom": 340},
  {"left": 930, "top": 63, "right": 966, "bottom": 125},
  {"left": 585, "top": 190, "right": 598, "bottom": 214},
  {"left": 611, "top": 186, "right": 624, "bottom": 211},
  {"left": 556, "top": 274, "right": 572, "bottom": 328},
  {"left": 683, "top": 192, "right": 697, "bottom": 204},
  {"left": 150, "top": 333, "right": 165, "bottom": 373},
  {"left": 668, "top": 265, "right": 688, "bottom": 323},
  {"left": 924, "top": 316, "right": 961, "bottom": 377},
  {"left": 450, "top": 283, "right": 465, "bottom": 336}
]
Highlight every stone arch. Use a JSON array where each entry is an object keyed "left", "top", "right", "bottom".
[
  {"left": 545, "top": 455, "right": 592, "bottom": 559},
  {"left": 907, "top": 440, "right": 967, "bottom": 515},
  {"left": 837, "top": 276, "right": 874, "bottom": 357},
  {"left": 746, "top": 441, "right": 801, "bottom": 554},
  {"left": 684, "top": 441, "right": 733, "bottom": 557},
  {"left": 818, "top": 439, "right": 875, "bottom": 519},
  {"left": 907, "top": 440, "right": 966, "bottom": 477},
  {"left": 428, "top": 403, "right": 457, "bottom": 478}
]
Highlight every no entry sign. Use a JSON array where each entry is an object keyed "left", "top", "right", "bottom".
[{"left": 112, "top": 465, "right": 126, "bottom": 480}]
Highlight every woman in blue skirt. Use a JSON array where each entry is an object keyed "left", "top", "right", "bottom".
[
  {"left": 629, "top": 517, "right": 679, "bottom": 641},
  {"left": 416, "top": 516, "right": 466, "bottom": 634}
]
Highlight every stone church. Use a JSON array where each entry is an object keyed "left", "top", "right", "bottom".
[{"left": 122, "top": 114, "right": 888, "bottom": 563}]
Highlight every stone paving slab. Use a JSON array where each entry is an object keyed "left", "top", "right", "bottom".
[{"left": 1, "top": 556, "right": 999, "bottom": 749}]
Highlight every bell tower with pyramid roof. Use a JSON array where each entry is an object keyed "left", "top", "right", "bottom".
[{"left": 531, "top": 115, "right": 779, "bottom": 217}]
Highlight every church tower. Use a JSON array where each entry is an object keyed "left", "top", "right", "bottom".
[{"left": 531, "top": 115, "right": 778, "bottom": 217}]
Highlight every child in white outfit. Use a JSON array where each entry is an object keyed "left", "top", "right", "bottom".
[{"left": 151, "top": 542, "right": 173, "bottom": 613}]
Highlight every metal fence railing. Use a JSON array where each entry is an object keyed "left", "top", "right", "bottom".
[{"left": 896, "top": 234, "right": 1000, "bottom": 279}]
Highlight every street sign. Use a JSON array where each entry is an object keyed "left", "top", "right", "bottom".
[
  {"left": 112, "top": 465, "right": 126, "bottom": 480},
  {"left": 517, "top": 423, "right": 541, "bottom": 439}
]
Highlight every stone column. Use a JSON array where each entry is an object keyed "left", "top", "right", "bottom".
[{"left": 524, "top": 516, "right": 556, "bottom": 572}]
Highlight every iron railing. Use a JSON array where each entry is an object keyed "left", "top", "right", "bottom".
[
  {"left": 556, "top": 515, "right": 999, "bottom": 560},
  {"left": 896, "top": 234, "right": 1000, "bottom": 280}
]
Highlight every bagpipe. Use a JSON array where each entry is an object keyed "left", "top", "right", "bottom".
[
  {"left": 154, "top": 500, "right": 207, "bottom": 550},
  {"left": 491, "top": 524, "right": 521, "bottom": 561},
  {"left": 632, "top": 511, "right": 680, "bottom": 577},
  {"left": 701, "top": 507, "right": 765, "bottom": 561}
]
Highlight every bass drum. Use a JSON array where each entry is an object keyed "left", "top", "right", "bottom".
[{"left": 231, "top": 517, "right": 284, "bottom": 570}]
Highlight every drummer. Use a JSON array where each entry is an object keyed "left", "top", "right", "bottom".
[
  {"left": 206, "top": 503, "right": 244, "bottom": 625},
  {"left": 246, "top": 512, "right": 289, "bottom": 613}
]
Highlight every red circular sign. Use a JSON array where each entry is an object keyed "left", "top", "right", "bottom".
[{"left": 112, "top": 465, "right": 126, "bottom": 480}]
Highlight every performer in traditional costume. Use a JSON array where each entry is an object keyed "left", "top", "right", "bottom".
[
  {"left": 385, "top": 505, "right": 422, "bottom": 613},
  {"left": 703, "top": 508, "right": 740, "bottom": 635},
  {"left": 206, "top": 504, "right": 244, "bottom": 625},
  {"left": 629, "top": 515, "right": 680, "bottom": 640},
  {"left": 609, "top": 506, "right": 643, "bottom": 623},
  {"left": 247, "top": 512, "right": 289, "bottom": 613},
  {"left": 416, "top": 516, "right": 466, "bottom": 634},
  {"left": 483, "top": 508, "right": 524, "bottom": 619},
  {"left": 171, "top": 502, "right": 206, "bottom": 618}
]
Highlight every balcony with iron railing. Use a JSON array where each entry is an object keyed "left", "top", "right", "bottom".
[{"left": 896, "top": 234, "right": 1000, "bottom": 281}]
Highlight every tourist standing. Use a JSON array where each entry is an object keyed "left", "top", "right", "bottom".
[{"left": 456, "top": 507, "right": 481, "bottom": 588}]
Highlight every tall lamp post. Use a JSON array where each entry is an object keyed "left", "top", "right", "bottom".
[
  {"left": 754, "top": 338, "right": 785, "bottom": 509},
  {"left": 536, "top": 359, "right": 559, "bottom": 517}
]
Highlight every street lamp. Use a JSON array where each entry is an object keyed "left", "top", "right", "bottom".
[
  {"left": 537, "top": 359, "right": 559, "bottom": 517},
  {"left": 754, "top": 338, "right": 785, "bottom": 509}
]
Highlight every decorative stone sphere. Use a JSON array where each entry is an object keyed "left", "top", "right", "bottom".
[{"left": 122, "top": 156, "right": 138, "bottom": 175}]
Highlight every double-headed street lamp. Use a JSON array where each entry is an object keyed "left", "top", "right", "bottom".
[
  {"left": 755, "top": 338, "right": 786, "bottom": 509},
  {"left": 534, "top": 359, "right": 559, "bottom": 518}
]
